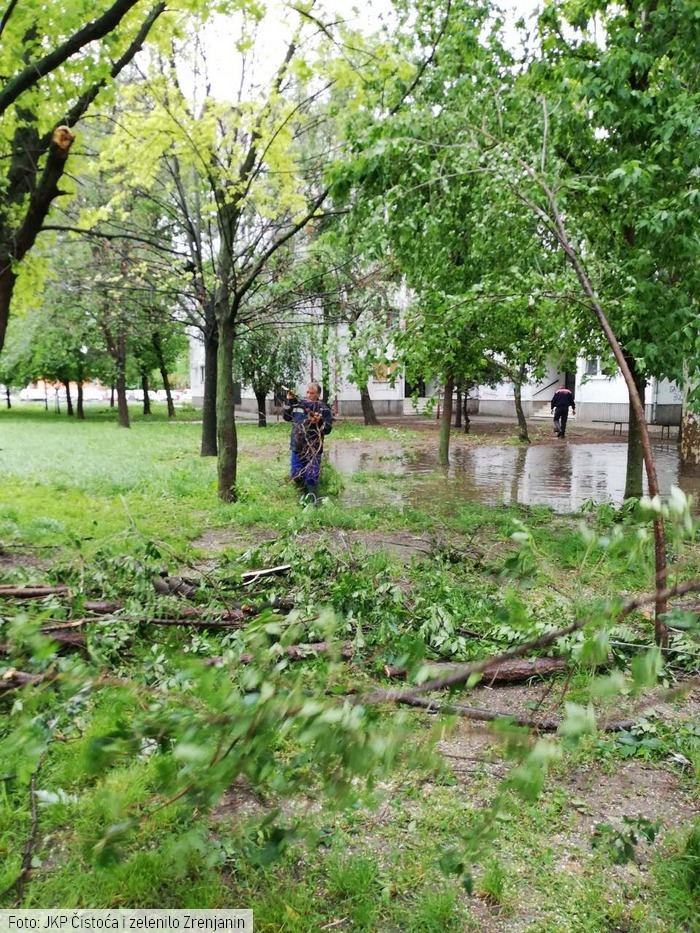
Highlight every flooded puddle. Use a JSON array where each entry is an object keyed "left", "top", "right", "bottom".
[{"left": 328, "top": 440, "right": 700, "bottom": 514}]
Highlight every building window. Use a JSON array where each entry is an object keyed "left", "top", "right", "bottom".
[
  {"left": 585, "top": 357, "right": 600, "bottom": 376},
  {"left": 372, "top": 362, "right": 397, "bottom": 384},
  {"left": 199, "top": 366, "right": 205, "bottom": 385}
]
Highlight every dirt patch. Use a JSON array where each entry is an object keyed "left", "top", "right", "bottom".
[
  {"left": 292, "top": 527, "right": 437, "bottom": 562},
  {"left": 0, "top": 545, "right": 48, "bottom": 573},
  {"left": 190, "top": 528, "right": 280, "bottom": 556},
  {"left": 191, "top": 527, "right": 447, "bottom": 566},
  {"left": 427, "top": 680, "right": 699, "bottom": 931}
]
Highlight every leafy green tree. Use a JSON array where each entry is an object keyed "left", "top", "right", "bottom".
[
  {"left": 339, "top": 0, "right": 693, "bottom": 639},
  {"left": 527, "top": 0, "right": 700, "bottom": 493},
  {"left": 234, "top": 323, "right": 307, "bottom": 428},
  {"left": 99, "top": 3, "right": 414, "bottom": 499},
  {"left": 293, "top": 235, "right": 402, "bottom": 426},
  {"left": 0, "top": 0, "right": 168, "bottom": 356},
  {"left": 332, "top": 1, "right": 589, "bottom": 458}
]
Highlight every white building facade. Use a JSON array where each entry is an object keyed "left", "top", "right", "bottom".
[
  {"left": 477, "top": 359, "right": 682, "bottom": 426},
  {"left": 188, "top": 324, "right": 405, "bottom": 417}
]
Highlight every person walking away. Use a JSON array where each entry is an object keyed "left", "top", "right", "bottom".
[
  {"left": 283, "top": 382, "right": 333, "bottom": 502},
  {"left": 551, "top": 385, "right": 576, "bottom": 438}
]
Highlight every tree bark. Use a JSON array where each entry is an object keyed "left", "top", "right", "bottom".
[
  {"left": 152, "top": 331, "right": 175, "bottom": 417},
  {"left": 680, "top": 411, "right": 700, "bottom": 474},
  {"left": 103, "top": 324, "right": 129, "bottom": 428},
  {"left": 254, "top": 389, "right": 267, "bottom": 427},
  {"left": 200, "top": 323, "right": 218, "bottom": 456},
  {"left": 438, "top": 375, "right": 454, "bottom": 466},
  {"left": 454, "top": 389, "right": 462, "bottom": 428},
  {"left": 116, "top": 331, "right": 131, "bottom": 428},
  {"left": 76, "top": 355, "right": 85, "bottom": 420},
  {"left": 141, "top": 370, "right": 151, "bottom": 416},
  {"left": 116, "top": 367, "right": 129, "bottom": 428},
  {"left": 540, "top": 186, "right": 667, "bottom": 645},
  {"left": 63, "top": 379, "right": 73, "bottom": 417},
  {"left": 385, "top": 656, "right": 569, "bottom": 683},
  {"left": 216, "top": 314, "right": 238, "bottom": 501},
  {"left": 360, "top": 383, "right": 380, "bottom": 425},
  {"left": 0, "top": 584, "right": 71, "bottom": 597},
  {"left": 5, "top": 384, "right": 11, "bottom": 409},
  {"left": 514, "top": 363, "right": 530, "bottom": 443},
  {"left": 462, "top": 389, "right": 471, "bottom": 434},
  {"left": 0, "top": 2, "right": 166, "bottom": 357},
  {"left": 624, "top": 355, "right": 645, "bottom": 499}
]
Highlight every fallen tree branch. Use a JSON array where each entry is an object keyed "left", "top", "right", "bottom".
[
  {"left": 241, "top": 564, "right": 291, "bottom": 584},
  {"left": 363, "top": 578, "right": 700, "bottom": 706},
  {"left": 83, "top": 600, "right": 263, "bottom": 621},
  {"left": 41, "top": 612, "right": 250, "bottom": 631},
  {"left": 384, "top": 657, "right": 569, "bottom": 683},
  {"left": 395, "top": 695, "right": 634, "bottom": 732},
  {"left": 207, "top": 642, "right": 356, "bottom": 667},
  {"left": 83, "top": 601, "right": 122, "bottom": 613},
  {"left": 0, "top": 584, "right": 70, "bottom": 598},
  {"left": 0, "top": 669, "right": 52, "bottom": 693},
  {"left": 0, "top": 757, "right": 44, "bottom": 904},
  {"left": 0, "top": 613, "right": 256, "bottom": 655}
]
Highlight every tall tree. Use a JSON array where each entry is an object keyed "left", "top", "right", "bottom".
[
  {"left": 0, "top": 0, "right": 168, "bottom": 355},
  {"left": 528, "top": 0, "right": 700, "bottom": 494},
  {"left": 101, "top": 2, "right": 414, "bottom": 499}
]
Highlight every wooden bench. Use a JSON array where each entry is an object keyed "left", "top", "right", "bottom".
[
  {"left": 591, "top": 419, "right": 624, "bottom": 435},
  {"left": 658, "top": 424, "right": 680, "bottom": 440}
]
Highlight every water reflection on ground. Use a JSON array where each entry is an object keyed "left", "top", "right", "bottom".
[{"left": 328, "top": 440, "right": 700, "bottom": 514}]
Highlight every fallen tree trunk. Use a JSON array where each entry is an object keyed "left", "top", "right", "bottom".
[
  {"left": 384, "top": 656, "right": 569, "bottom": 684},
  {"left": 0, "top": 669, "right": 51, "bottom": 693},
  {"left": 0, "top": 584, "right": 70, "bottom": 598},
  {"left": 43, "top": 612, "right": 249, "bottom": 630},
  {"left": 0, "top": 614, "right": 254, "bottom": 655}
]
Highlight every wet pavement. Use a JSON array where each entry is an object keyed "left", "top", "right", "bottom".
[{"left": 327, "top": 439, "right": 699, "bottom": 514}]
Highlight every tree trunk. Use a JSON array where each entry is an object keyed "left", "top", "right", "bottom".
[
  {"left": 462, "top": 391, "right": 471, "bottom": 434},
  {"left": 438, "top": 376, "right": 454, "bottom": 467},
  {"left": 0, "top": 264, "right": 17, "bottom": 357},
  {"left": 454, "top": 389, "right": 462, "bottom": 428},
  {"left": 321, "top": 314, "right": 331, "bottom": 404},
  {"left": 624, "top": 356, "right": 646, "bottom": 499},
  {"left": 110, "top": 381, "right": 115, "bottom": 408},
  {"left": 63, "top": 380, "right": 73, "bottom": 417},
  {"left": 680, "top": 410, "right": 700, "bottom": 474},
  {"left": 152, "top": 331, "right": 175, "bottom": 417},
  {"left": 360, "top": 383, "right": 380, "bottom": 425},
  {"left": 5, "top": 385, "right": 11, "bottom": 409},
  {"left": 141, "top": 370, "right": 151, "bottom": 416},
  {"left": 514, "top": 364, "right": 530, "bottom": 443},
  {"left": 76, "top": 356, "right": 85, "bottom": 420},
  {"left": 200, "top": 325, "right": 218, "bottom": 456},
  {"left": 541, "top": 190, "right": 667, "bottom": 645},
  {"left": 0, "top": 126, "right": 75, "bottom": 357},
  {"left": 115, "top": 334, "right": 129, "bottom": 428},
  {"left": 254, "top": 389, "right": 267, "bottom": 428},
  {"left": 216, "top": 315, "right": 238, "bottom": 502}
]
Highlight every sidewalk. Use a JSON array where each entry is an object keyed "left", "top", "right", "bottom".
[{"left": 337, "top": 411, "right": 679, "bottom": 440}]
